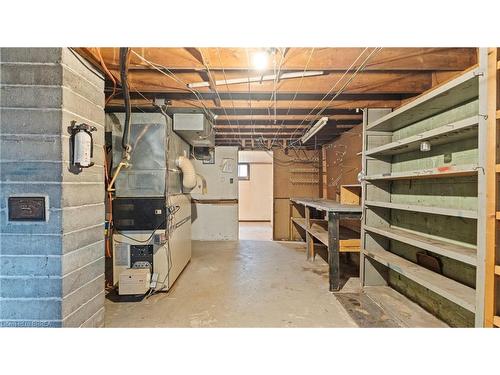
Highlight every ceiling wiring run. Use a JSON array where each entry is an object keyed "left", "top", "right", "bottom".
[
  {"left": 285, "top": 47, "right": 370, "bottom": 147},
  {"left": 85, "top": 47, "right": 475, "bottom": 150},
  {"left": 288, "top": 47, "right": 382, "bottom": 149},
  {"left": 199, "top": 49, "right": 242, "bottom": 145},
  {"left": 270, "top": 47, "right": 315, "bottom": 149},
  {"left": 129, "top": 50, "right": 215, "bottom": 122},
  {"left": 216, "top": 47, "right": 243, "bottom": 141}
]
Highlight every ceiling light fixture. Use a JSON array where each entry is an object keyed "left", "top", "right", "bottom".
[
  {"left": 301, "top": 117, "right": 329, "bottom": 144},
  {"left": 251, "top": 50, "right": 270, "bottom": 71},
  {"left": 188, "top": 70, "right": 324, "bottom": 88}
]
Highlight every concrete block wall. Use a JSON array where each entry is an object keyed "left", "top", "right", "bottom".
[{"left": 0, "top": 48, "right": 106, "bottom": 327}]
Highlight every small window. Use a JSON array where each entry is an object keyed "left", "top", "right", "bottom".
[{"left": 238, "top": 163, "right": 250, "bottom": 180}]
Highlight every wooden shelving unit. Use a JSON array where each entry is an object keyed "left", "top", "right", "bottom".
[
  {"left": 485, "top": 48, "right": 500, "bottom": 328},
  {"left": 364, "top": 225, "right": 477, "bottom": 266},
  {"left": 364, "top": 164, "right": 478, "bottom": 181},
  {"left": 290, "top": 197, "right": 362, "bottom": 291},
  {"left": 365, "top": 200, "right": 478, "bottom": 219},
  {"left": 361, "top": 54, "right": 489, "bottom": 327},
  {"left": 293, "top": 217, "right": 360, "bottom": 251},
  {"left": 365, "top": 116, "right": 479, "bottom": 157}
]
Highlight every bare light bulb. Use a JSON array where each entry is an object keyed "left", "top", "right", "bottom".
[{"left": 251, "top": 51, "right": 269, "bottom": 71}]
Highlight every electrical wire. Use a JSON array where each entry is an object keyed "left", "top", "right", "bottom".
[
  {"left": 129, "top": 50, "right": 214, "bottom": 122},
  {"left": 270, "top": 48, "right": 315, "bottom": 149},
  {"left": 262, "top": 48, "right": 286, "bottom": 150},
  {"left": 244, "top": 48, "right": 257, "bottom": 147},
  {"left": 67, "top": 48, "right": 106, "bottom": 81},
  {"left": 199, "top": 49, "right": 241, "bottom": 144},
  {"left": 216, "top": 47, "right": 244, "bottom": 146},
  {"left": 103, "top": 145, "right": 113, "bottom": 259},
  {"left": 119, "top": 47, "right": 132, "bottom": 151},
  {"left": 95, "top": 48, "right": 120, "bottom": 106},
  {"left": 288, "top": 47, "right": 382, "bottom": 148},
  {"left": 285, "top": 48, "right": 371, "bottom": 148}
]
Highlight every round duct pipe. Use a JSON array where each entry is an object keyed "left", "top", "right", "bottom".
[{"left": 176, "top": 156, "right": 197, "bottom": 190}]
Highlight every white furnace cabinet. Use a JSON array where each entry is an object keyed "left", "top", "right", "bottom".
[{"left": 190, "top": 146, "right": 239, "bottom": 240}]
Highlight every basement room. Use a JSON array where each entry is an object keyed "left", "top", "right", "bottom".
[{"left": 1, "top": 2, "right": 499, "bottom": 374}]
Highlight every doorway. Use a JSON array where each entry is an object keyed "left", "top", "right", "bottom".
[{"left": 238, "top": 151, "right": 274, "bottom": 240}]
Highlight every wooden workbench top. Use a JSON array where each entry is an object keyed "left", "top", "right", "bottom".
[{"left": 290, "top": 197, "right": 362, "bottom": 213}]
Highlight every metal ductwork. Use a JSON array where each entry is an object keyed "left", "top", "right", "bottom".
[{"left": 173, "top": 112, "right": 215, "bottom": 148}]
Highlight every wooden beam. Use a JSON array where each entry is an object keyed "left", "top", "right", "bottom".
[
  {"left": 186, "top": 108, "right": 359, "bottom": 116},
  {"left": 185, "top": 48, "right": 222, "bottom": 107},
  {"left": 81, "top": 47, "right": 477, "bottom": 72},
  {"left": 215, "top": 119, "right": 359, "bottom": 126},
  {"left": 107, "top": 69, "right": 433, "bottom": 94},
  {"left": 107, "top": 97, "right": 402, "bottom": 110},
  {"left": 111, "top": 92, "right": 413, "bottom": 101},
  {"left": 215, "top": 114, "right": 362, "bottom": 121},
  {"left": 214, "top": 124, "right": 348, "bottom": 130}
]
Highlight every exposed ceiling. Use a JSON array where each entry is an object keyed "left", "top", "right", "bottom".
[{"left": 76, "top": 47, "right": 477, "bottom": 149}]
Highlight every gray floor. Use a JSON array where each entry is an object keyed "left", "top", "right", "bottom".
[
  {"left": 239, "top": 221, "right": 272, "bottom": 241},
  {"left": 105, "top": 240, "right": 447, "bottom": 328}
]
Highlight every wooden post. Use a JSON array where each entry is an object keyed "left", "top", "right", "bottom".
[
  {"left": 305, "top": 206, "right": 314, "bottom": 260},
  {"left": 328, "top": 211, "right": 341, "bottom": 291},
  {"left": 484, "top": 47, "right": 498, "bottom": 327}
]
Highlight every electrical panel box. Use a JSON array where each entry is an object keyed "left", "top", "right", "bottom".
[
  {"left": 118, "top": 268, "right": 151, "bottom": 295},
  {"left": 173, "top": 113, "right": 215, "bottom": 147}
]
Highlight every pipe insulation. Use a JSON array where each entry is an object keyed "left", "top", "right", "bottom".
[{"left": 176, "top": 156, "right": 197, "bottom": 190}]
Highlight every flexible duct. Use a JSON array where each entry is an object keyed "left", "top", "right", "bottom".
[{"left": 176, "top": 156, "right": 197, "bottom": 190}]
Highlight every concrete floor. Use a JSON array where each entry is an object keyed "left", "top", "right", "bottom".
[
  {"left": 105, "top": 240, "right": 447, "bottom": 327},
  {"left": 239, "top": 221, "right": 272, "bottom": 241}
]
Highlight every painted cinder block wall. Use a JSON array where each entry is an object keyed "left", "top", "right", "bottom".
[{"left": 0, "top": 48, "right": 106, "bottom": 327}]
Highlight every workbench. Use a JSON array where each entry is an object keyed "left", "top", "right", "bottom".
[{"left": 290, "top": 197, "right": 362, "bottom": 291}]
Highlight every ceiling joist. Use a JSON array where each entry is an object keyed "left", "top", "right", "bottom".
[{"left": 75, "top": 47, "right": 477, "bottom": 147}]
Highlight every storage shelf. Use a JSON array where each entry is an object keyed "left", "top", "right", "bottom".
[
  {"left": 292, "top": 218, "right": 360, "bottom": 252},
  {"left": 367, "top": 70, "right": 479, "bottom": 132},
  {"left": 365, "top": 164, "right": 478, "bottom": 181},
  {"left": 365, "top": 116, "right": 479, "bottom": 156},
  {"left": 365, "top": 200, "right": 478, "bottom": 219},
  {"left": 364, "top": 225, "right": 477, "bottom": 266},
  {"left": 363, "top": 247, "right": 476, "bottom": 313},
  {"left": 292, "top": 217, "right": 307, "bottom": 230}
]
